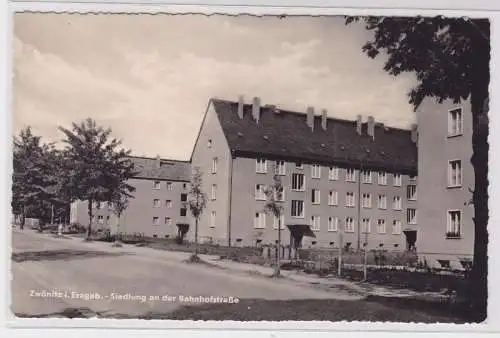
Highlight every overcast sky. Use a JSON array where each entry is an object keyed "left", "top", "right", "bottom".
[{"left": 13, "top": 13, "right": 417, "bottom": 161}]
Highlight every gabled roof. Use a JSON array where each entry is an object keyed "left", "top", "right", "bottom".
[
  {"left": 128, "top": 156, "right": 191, "bottom": 182},
  {"left": 211, "top": 99, "right": 417, "bottom": 174}
]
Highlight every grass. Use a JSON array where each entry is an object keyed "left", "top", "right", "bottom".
[
  {"left": 147, "top": 297, "right": 473, "bottom": 322},
  {"left": 15, "top": 297, "right": 473, "bottom": 323}
]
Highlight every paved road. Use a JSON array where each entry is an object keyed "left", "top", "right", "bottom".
[{"left": 10, "top": 229, "right": 351, "bottom": 318}]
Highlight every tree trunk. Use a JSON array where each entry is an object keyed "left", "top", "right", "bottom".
[
  {"left": 87, "top": 199, "right": 93, "bottom": 240},
  {"left": 195, "top": 218, "right": 199, "bottom": 257},
  {"left": 275, "top": 223, "right": 281, "bottom": 277},
  {"left": 470, "top": 93, "right": 489, "bottom": 322}
]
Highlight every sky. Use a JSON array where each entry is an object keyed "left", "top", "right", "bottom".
[{"left": 13, "top": 13, "right": 417, "bottom": 161}]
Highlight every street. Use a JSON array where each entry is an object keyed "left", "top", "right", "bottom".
[{"left": 10, "top": 229, "right": 352, "bottom": 318}]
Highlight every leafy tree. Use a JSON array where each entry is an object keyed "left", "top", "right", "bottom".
[
  {"left": 264, "top": 175, "right": 285, "bottom": 277},
  {"left": 12, "top": 127, "right": 58, "bottom": 228},
  {"left": 346, "top": 16, "right": 489, "bottom": 321},
  {"left": 188, "top": 167, "right": 207, "bottom": 259},
  {"left": 58, "top": 118, "right": 135, "bottom": 240}
]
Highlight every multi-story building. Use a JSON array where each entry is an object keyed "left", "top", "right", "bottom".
[
  {"left": 416, "top": 98, "right": 474, "bottom": 268},
  {"left": 70, "top": 156, "right": 191, "bottom": 239},
  {"left": 190, "top": 96, "right": 418, "bottom": 250}
]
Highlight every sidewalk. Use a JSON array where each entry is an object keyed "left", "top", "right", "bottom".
[{"left": 21, "top": 229, "right": 454, "bottom": 303}]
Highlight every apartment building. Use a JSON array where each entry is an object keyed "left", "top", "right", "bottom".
[
  {"left": 70, "top": 156, "right": 191, "bottom": 238},
  {"left": 190, "top": 96, "right": 418, "bottom": 249},
  {"left": 416, "top": 98, "right": 474, "bottom": 268}
]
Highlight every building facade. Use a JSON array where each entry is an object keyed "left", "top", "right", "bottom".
[
  {"left": 70, "top": 156, "right": 191, "bottom": 239},
  {"left": 416, "top": 98, "right": 474, "bottom": 268},
  {"left": 191, "top": 97, "right": 419, "bottom": 250}
]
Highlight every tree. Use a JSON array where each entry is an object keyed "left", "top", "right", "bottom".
[
  {"left": 58, "top": 118, "right": 135, "bottom": 240},
  {"left": 188, "top": 167, "right": 207, "bottom": 259},
  {"left": 264, "top": 175, "right": 285, "bottom": 277},
  {"left": 346, "top": 16, "right": 489, "bottom": 321},
  {"left": 12, "top": 127, "right": 59, "bottom": 228}
]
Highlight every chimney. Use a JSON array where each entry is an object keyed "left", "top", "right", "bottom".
[
  {"left": 155, "top": 155, "right": 161, "bottom": 168},
  {"left": 321, "top": 109, "right": 328, "bottom": 130},
  {"left": 237, "top": 95, "right": 244, "bottom": 119},
  {"left": 252, "top": 96, "right": 261, "bottom": 123},
  {"left": 411, "top": 123, "right": 418, "bottom": 143},
  {"left": 306, "top": 106, "right": 314, "bottom": 131},
  {"left": 356, "top": 115, "right": 362, "bottom": 135},
  {"left": 367, "top": 116, "right": 375, "bottom": 140}
]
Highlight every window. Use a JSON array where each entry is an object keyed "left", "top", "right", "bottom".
[
  {"left": 254, "top": 212, "right": 266, "bottom": 229},
  {"left": 165, "top": 217, "right": 172, "bottom": 225},
  {"left": 393, "top": 174, "right": 402, "bottom": 187},
  {"left": 180, "top": 193, "right": 187, "bottom": 202},
  {"left": 275, "top": 160, "right": 286, "bottom": 175},
  {"left": 361, "top": 170, "right": 372, "bottom": 184},
  {"left": 447, "top": 210, "right": 462, "bottom": 237},
  {"left": 448, "top": 160, "right": 462, "bottom": 187},
  {"left": 328, "top": 217, "right": 338, "bottom": 232},
  {"left": 167, "top": 182, "right": 173, "bottom": 190},
  {"left": 256, "top": 158, "right": 267, "bottom": 173},
  {"left": 212, "top": 157, "right": 218, "bottom": 174},
  {"left": 377, "top": 219, "right": 386, "bottom": 234},
  {"left": 346, "top": 168, "right": 356, "bottom": 182},
  {"left": 153, "top": 181, "right": 161, "bottom": 190},
  {"left": 407, "top": 208, "right": 417, "bottom": 224},
  {"left": 180, "top": 208, "right": 187, "bottom": 217},
  {"left": 291, "top": 200, "right": 304, "bottom": 218},
  {"left": 166, "top": 200, "right": 172, "bottom": 208},
  {"left": 311, "top": 164, "right": 321, "bottom": 179},
  {"left": 291, "top": 173, "right": 305, "bottom": 191},
  {"left": 362, "top": 218, "right": 371, "bottom": 233},
  {"left": 392, "top": 196, "right": 402, "bottom": 210},
  {"left": 296, "top": 161, "right": 303, "bottom": 169},
  {"left": 407, "top": 185, "right": 417, "bottom": 200},
  {"left": 97, "top": 215, "right": 104, "bottom": 224},
  {"left": 329, "top": 166, "right": 339, "bottom": 180},
  {"left": 310, "top": 216, "right": 321, "bottom": 231},
  {"left": 409, "top": 175, "right": 417, "bottom": 181},
  {"left": 378, "top": 171, "right": 387, "bottom": 185},
  {"left": 96, "top": 202, "right": 102, "bottom": 210},
  {"left": 392, "top": 220, "right": 402, "bottom": 235},
  {"left": 153, "top": 217, "right": 160, "bottom": 225},
  {"left": 273, "top": 213, "right": 285, "bottom": 230},
  {"left": 107, "top": 202, "right": 113, "bottom": 209},
  {"left": 153, "top": 199, "right": 160, "bottom": 208},
  {"left": 106, "top": 215, "right": 110, "bottom": 224},
  {"left": 346, "top": 192, "right": 355, "bottom": 207},
  {"left": 345, "top": 217, "right": 354, "bottom": 232},
  {"left": 448, "top": 108, "right": 463, "bottom": 136},
  {"left": 255, "top": 184, "right": 266, "bottom": 200},
  {"left": 210, "top": 211, "right": 216, "bottom": 228},
  {"left": 207, "top": 139, "right": 212, "bottom": 148},
  {"left": 328, "top": 190, "right": 338, "bottom": 206},
  {"left": 311, "top": 189, "right": 321, "bottom": 204},
  {"left": 362, "top": 193, "right": 372, "bottom": 208},
  {"left": 211, "top": 184, "right": 217, "bottom": 200},
  {"left": 378, "top": 195, "right": 387, "bottom": 209},
  {"left": 274, "top": 185, "right": 285, "bottom": 202}
]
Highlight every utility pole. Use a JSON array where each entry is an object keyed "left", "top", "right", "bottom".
[
  {"left": 363, "top": 219, "right": 369, "bottom": 281},
  {"left": 338, "top": 223, "right": 343, "bottom": 276}
]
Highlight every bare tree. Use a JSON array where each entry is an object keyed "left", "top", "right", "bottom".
[
  {"left": 188, "top": 167, "right": 207, "bottom": 260},
  {"left": 264, "top": 175, "right": 284, "bottom": 277}
]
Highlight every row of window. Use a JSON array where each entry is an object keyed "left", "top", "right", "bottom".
[
  {"left": 152, "top": 194, "right": 187, "bottom": 207},
  {"left": 255, "top": 184, "right": 417, "bottom": 206},
  {"left": 212, "top": 157, "right": 415, "bottom": 186},
  {"left": 287, "top": 199, "right": 418, "bottom": 224},
  {"left": 252, "top": 213, "right": 404, "bottom": 235},
  {"left": 152, "top": 181, "right": 188, "bottom": 190}
]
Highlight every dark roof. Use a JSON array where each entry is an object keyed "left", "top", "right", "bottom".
[
  {"left": 128, "top": 156, "right": 191, "bottom": 182},
  {"left": 211, "top": 99, "right": 417, "bottom": 174}
]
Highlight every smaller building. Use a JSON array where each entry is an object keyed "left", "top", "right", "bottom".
[{"left": 70, "top": 156, "right": 191, "bottom": 239}]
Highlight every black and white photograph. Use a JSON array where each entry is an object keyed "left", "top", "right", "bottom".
[{"left": 8, "top": 9, "right": 490, "bottom": 325}]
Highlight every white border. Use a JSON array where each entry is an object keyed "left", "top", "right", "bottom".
[{"left": 2, "top": 0, "right": 500, "bottom": 336}]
